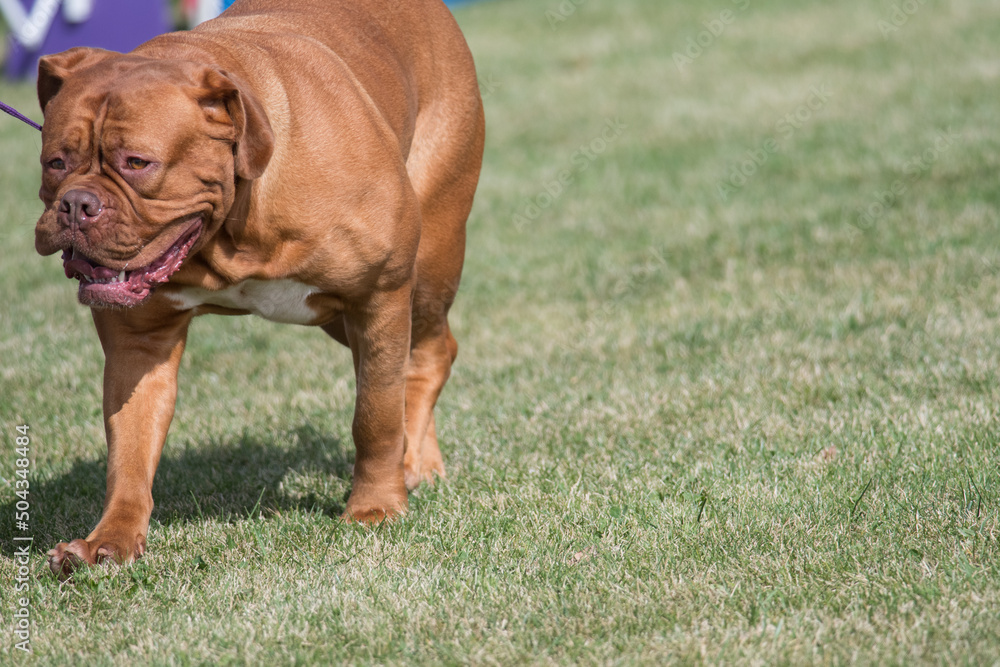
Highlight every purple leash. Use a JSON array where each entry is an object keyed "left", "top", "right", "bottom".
[{"left": 0, "top": 101, "right": 42, "bottom": 131}]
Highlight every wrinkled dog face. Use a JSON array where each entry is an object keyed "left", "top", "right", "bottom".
[{"left": 35, "top": 48, "right": 273, "bottom": 307}]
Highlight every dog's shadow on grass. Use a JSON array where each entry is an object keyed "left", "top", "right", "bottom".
[{"left": 1, "top": 423, "right": 352, "bottom": 557}]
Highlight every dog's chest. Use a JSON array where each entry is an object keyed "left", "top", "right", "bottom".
[{"left": 167, "top": 279, "right": 321, "bottom": 324}]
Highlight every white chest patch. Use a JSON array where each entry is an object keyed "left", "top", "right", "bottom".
[{"left": 167, "top": 279, "right": 321, "bottom": 325}]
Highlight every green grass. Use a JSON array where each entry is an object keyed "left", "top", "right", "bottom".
[{"left": 2, "top": 0, "right": 1000, "bottom": 662}]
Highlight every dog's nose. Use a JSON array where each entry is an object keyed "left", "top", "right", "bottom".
[{"left": 59, "top": 190, "right": 103, "bottom": 228}]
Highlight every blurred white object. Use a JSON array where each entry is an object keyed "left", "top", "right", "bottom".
[
  {"left": 63, "top": 0, "right": 93, "bottom": 23},
  {"left": 0, "top": 0, "right": 62, "bottom": 50},
  {"left": 193, "top": 0, "right": 222, "bottom": 26}
]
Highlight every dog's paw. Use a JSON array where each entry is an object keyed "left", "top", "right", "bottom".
[
  {"left": 47, "top": 535, "right": 145, "bottom": 580},
  {"left": 404, "top": 463, "right": 446, "bottom": 491},
  {"left": 403, "top": 448, "right": 446, "bottom": 491},
  {"left": 342, "top": 497, "right": 407, "bottom": 525},
  {"left": 343, "top": 508, "right": 394, "bottom": 524}
]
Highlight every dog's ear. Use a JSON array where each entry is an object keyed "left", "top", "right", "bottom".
[
  {"left": 38, "top": 47, "right": 117, "bottom": 111},
  {"left": 198, "top": 68, "right": 275, "bottom": 180}
]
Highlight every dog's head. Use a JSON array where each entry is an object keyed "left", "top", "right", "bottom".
[{"left": 35, "top": 47, "right": 274, "bottom": 308}]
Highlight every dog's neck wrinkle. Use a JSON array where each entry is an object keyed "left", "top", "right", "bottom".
[
  {"left": 223, "top": 177, "right": 253, "bottom": 238},
  {"left": 192, "top": 176, "right": 261, "bottom": 283}
]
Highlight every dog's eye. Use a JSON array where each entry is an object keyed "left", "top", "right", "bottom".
[
  {"left": 125, "top": 157, "right": 150, "bottom": 170},
  {"left": 47, "top": 158, "right": 66, "bottom": 170}
]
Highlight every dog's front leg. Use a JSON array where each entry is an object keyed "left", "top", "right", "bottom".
[
  {"left": 342, "top": 283, "right": 413, "bottom": 522},
  {"left": 48, "top": 305, "right": 192, "bottom": 578}
]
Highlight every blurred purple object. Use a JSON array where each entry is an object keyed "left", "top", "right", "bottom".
[
  {"left": 4, "top": 0, "right": 170, "bottom": 80},
  {"left": 1, "top": 98, "right": 42, "bottom": 129}
]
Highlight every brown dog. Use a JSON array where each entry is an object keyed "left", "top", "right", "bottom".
[{"left": 34, "top": 0, "right": 484, "bottom": 577}]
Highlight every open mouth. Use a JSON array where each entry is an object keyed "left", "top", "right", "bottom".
[{"left": 61, "top": 219, "right": 203, "bottom": 308}]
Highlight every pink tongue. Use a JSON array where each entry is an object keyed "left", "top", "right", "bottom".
[
  {"left": 64, "top": 258, "right": 121, "bottom": 281},
  {"left": 92, "top": 265, "right": 119, "bottom": 280},
  {"left": 65, "top": 258, "right": 95, "bottom": 279}
]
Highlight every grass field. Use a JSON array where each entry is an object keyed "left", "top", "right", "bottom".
[{"left": 2, "top": 0, "right": 1000, "bottom": 663}]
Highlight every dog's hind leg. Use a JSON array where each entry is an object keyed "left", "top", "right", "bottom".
[
  {"left": 402, "top": 77, "right": 485, "bottom": 489},
  {"left": 322, "top": 284, "right": 457, "bottom": 491},
  {"left": 403, "top": 314, "right": 459, "bottom": 488}
]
